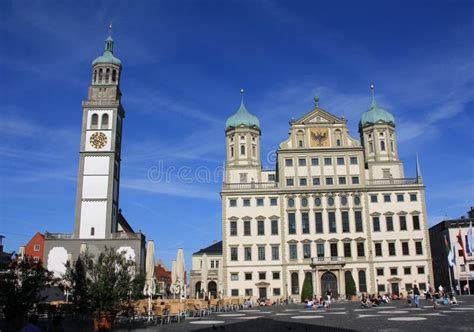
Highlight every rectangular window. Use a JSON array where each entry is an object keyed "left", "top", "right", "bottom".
[
  {"left": 370, "top": 195, "right": 378, "bottom": 203},
  {"left": 256, "top": 198, "right": 264, "bottom": 206},
  {"left": 270, "top": 198, "right": 278, "bottom": 206},
  {"left": 271, "top": 219, "right": 278, "bottom": 235},
  {"left": 415, "top": 241, "right": 423, "bottom": 255},
  {"left": 328, "top": 211, "right": 336, "bottom": 233},
  {"left": 404, "top": 267, "right": 411, "bottom": 275},
  {"left": 413, "top": 215, "right": 420, "bottom": 230},
  {"left": 390, "top": 267, "right": 398, "bottom": 275},
  {"left": 302, "top": 212, "right": 310, "bottom": 234},
  {"left": 352, "top": 176, "right": 360, "bottom": 184},
  {"left": 338, "top": 177, "right": 347, "bottom": 185},
  {"left": 244, "top": 220, "right": 251, "bottom": 236},
  {"left": 397, "top": 194, "right": 404, "bottom": 202},
  {"left": 258, "top": 246, "right": 265, "bottom": 261},
  {"left": 405, "top": 283, "right": 413, "bottom": 291},
  {"left": 229, "top": 199, "right": 237, "bottom": 207},
  {"left": 373, "top": 217, "right": 380, "bottom": 232},
  {"left": 343, "top": 242, "right": 351, "bottom": 258},
  {"left": 357, "top": 242, "right": 365, "bottom": 257},
  {"left": 317, "top": 243, "right": 325, "bottom": 258},
  {"left": 34, "top": 244, "right": 40, "bottom": 252},
  {"left": 268, "top": 174, "right": 276, "bottom": 181},
  {"left": 257, "top": 220, "right": 265, "bottom": 235},
  {"left": 273, "top": 288, "right": 281, "bottom": 296},
  {"left": 245, "top": 289, "right": 253, "bottom": 296},
  {"left": 299, "top": 178, "right": 307, "bottom": 186},
  {"left": 272, "top": 246, "right": 279, "bottom": 260},
  {"left": 289, "top": 244, "right": 297, "bottom": 260},
  {"left": 417, "top": 266, "right": 425, "bottom": 274},
  {"left": 285, "top": 158, "right": 293, "bottom": 166},
  {"left": 386, "top": 216, "right": 394, "bottom": 231},
  {"left": 303, "top": 243, "right": 311, "bottom": 258},
  {"left": 375, "top": 243, "right": 382, "bottom": 256},
  {"left": 419, "top": 283, "right": 427, "bottom": 291},
  {"left": 245, "top": 273, "right": 252, "bottom": 280},
  {"left": 337, "top": 157, "right": 345, "bottom": 165},
  {"left": 231, "top": 273, "right": 239, "bottom": 281},
  {"left": 286, "top": 178, "right": 294, "bottom": 186},
  {"left": 350, "top": 157, "right": 358, "bottom": 165},
  {"left": 272, "top": 272, "right": 280, "bottom": 280},
  {"left": 410, "top": 193, "right": 417, "bottom": 202},
  {"left": 288, "top": 213, "right": 296, "bottom": 234},
  {"left": 231, "top": 247, "right": 238, "bottom": 261},
  {"left": 330, "top": 243, "right": 338, "bottom": 258},
  {"left": 399, "top": 216, "right": 407, "bottom": 230},
  {"left": 33, "top": 257, "right": 40, "bottom": 263},
  {"left": 324, "top": 157, "right": 332, "bottom": 166},
  {"left": 230, "top": 221, "right": 237, "bottom": 236},
  {"left": 244, "top": 247, "right": 252, "bottom": 261},
  {"left": 315, "top": 212, "right": 323, "bottom": 233},
  {"left": 355, "top": 211, "right": 363, "bottom": 232},
  {"left": 384, "top": 194, "right": 391, "bottom": 202},
  {"left": 312, "top": 177, "right": 321, "bottom": 185},
  {"left": 378, "top": 284, "right": 386, "bottom": 292},
  {"left": 311, "top": 158, "right": 319, "bottom": 166},
  {"left": 231, "top": 289, "right": 239, "bottom": 296},
  {"left": 342, "top": 211, "right": 350, "bottom": 233},
  {"left": 388, "top": 242, "right": 396, "bottom": 256},
  {"left": 243, "top": 199, "right": 250, "bottom": 207},
  {"left": 376, "top": 268, "right": 384, "bottom": 276},
  {"left": 326, "top": 177, "right": 334, "bottom": 185},
  {"left": 298, "top": 158, "right": 306, "bottom": 166},
  {"left": 402, "top": 242, "right": 409, "bottom": 255}
]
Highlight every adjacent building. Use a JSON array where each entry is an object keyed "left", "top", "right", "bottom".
[
  {"left": 220, "top": 89, "right": 433, "bottom": 300},
  {"left": 21, "top": 232, "right": 45, "bottom": 264},
  {"left": 429, "top": 207, "right": 474, "bottom": 293},
  {"left": 190, "top": 241, "right": 223, "bottom": 298},
  {"left": 44, "top": 30, "right": 146, "bottom": 276}
]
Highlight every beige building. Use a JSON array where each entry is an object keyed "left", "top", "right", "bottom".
[
  {"left": 190, "top": 241, "right": 223, "bottom": 299},
  {"left": 219, "top": 89, "right": 433, "bottom": 301}
]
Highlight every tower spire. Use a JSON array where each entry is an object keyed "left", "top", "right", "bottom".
[
  {"left": 370, "top": 84, "right": 377, "bottom": 108},
  {"left": 240, "top": 88, "right": 245, "bottom": 107}
]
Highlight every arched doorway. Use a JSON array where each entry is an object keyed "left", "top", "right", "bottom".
[
  {"left": 321, "top": 271, "right": 338, "bottom": 298},
  {"left": 195, "top": 281, "right": 202, "bottom": 298},
  {"left": 208, "top": 281, "right": 217, "bottom": 298}
]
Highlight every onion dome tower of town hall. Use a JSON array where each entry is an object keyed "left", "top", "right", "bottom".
[{"left": 225, "top": 89, "right": 262, "bottom": 183}]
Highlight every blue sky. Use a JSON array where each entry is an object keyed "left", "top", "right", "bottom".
[{"left": 1, "top": 0, "right": 473, "bottom": 270}]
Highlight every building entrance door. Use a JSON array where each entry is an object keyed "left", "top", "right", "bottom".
[
  {"left": 321, "top": 272, "right": 338, "bottom": 298},
  {"left": 259, "top": 287, "right": 267, "bottom": 299},
  {"left": 391, "top": 283, "right": 400, "bottom": 296}
]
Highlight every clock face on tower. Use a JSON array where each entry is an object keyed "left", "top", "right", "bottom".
[{"left": 90, "top": 132, "right": 107, "bottom": 149}]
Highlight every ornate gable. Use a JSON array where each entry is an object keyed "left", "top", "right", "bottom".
[{"left": 294, "top": 107, "right": 345, "bottom": 125}]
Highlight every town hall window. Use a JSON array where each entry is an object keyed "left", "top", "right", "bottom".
[{"left": 91, "top": 113, "right": 99, "bottom": 129}]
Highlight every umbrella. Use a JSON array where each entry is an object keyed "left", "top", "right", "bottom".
[
  {"left": 201, "top": 253, "right": 208, "bottom": 298},
  {"left": 18, "top": 246, "right": 25, "bottom": 261},
  {"left": 176, "top": 248, "right": 185, "bottom": 298},
  {"left": 143, "top": 240, "right": 156, "bottom": 318},
  {"left": 171, "top": 260, "right": 177, "bottom": 285}
]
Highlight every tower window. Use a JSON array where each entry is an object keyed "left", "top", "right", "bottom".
[
  {"left": 90, "top": 227, "right": 95, "bottom": 236},
  {"left": 91, "top": 113, "right": 99, "bottom": 129},
  {"left": 101, "top": 114, "right": 109, "bottom": 129},
  {"left": 98, "top": 69, "right": 103, "bottom": 83},
  {"left": 230, "top": 146, "right": 234, "bottom": 157},
  {"left": 112, "top": 69, "right": 117, "bottom": 82},
  {"left": 93, "top": 70, "right": 97, "bottom": 83},
  {"left": 252, "top": 145, "right": 256, "bottom": 157},
  {"left": 369, "top": 142, "right": 374, "bottom": 153},
  {"left": 381, "top": 141, "right": 386, "bottom": 151},
  {"left": 240, "top": 145, "right": 245, "bottom": 155},
  {"left": 105, "top": 68, "right": 110, "bottom": 83}
]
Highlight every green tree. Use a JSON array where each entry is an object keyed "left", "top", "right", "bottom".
[
  {"left": 0, "top": 256, "right": 54, "bottom": 331},
  {"left": 301, "top": 274, "right": 314, "bottom": 302},
  {"left": 63, "top": 251, "right": 92, "bottom": 315},
  {"left": 345, "top": 271, "right": 357, "bottom": 299}
]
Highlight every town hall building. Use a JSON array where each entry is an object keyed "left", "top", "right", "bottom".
[
  {"left": 44, "top": 30, "right": 146, "bottom": 276},
  {"left": 215, "top": 88, "right": 433, "bottom": 300}
]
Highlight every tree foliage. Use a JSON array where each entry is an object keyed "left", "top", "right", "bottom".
[
  {"left": 345, "top": 271, "right": 357, "bottom": 299},
  {"left": 301, "top": 274, "right": 314, "bottom": 302},
  {"left": 0, "top": 256, "right": 54, "bottom": 331}
]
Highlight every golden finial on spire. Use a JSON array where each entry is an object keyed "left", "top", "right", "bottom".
[{"left": 108, "top": 22, "right": 113, "bottom": 36}]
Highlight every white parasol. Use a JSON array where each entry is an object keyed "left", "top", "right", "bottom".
[
  {"left": 201, "top": 253, "right": 208, "bottom": 298},
  {"left": 143, "top": 240, "right": 156, "bottom": 318}
]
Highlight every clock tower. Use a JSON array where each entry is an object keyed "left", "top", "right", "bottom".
[{"left": 73, "top": 28, "right": 124, "bottom": 239}]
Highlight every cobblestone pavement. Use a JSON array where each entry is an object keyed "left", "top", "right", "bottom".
[{"left": 115, "top": 296, "right": 474, "bottom": 332}]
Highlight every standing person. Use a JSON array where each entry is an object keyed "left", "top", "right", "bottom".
[
  {"left": 413, "top": 285, "right": 420, "bottom": 308},
  {"left": 326, "top": 288, "right": 332, "bottom": 308},
  {"left": 438, "top": 285, "right": 444, "bottom": 295},
  {"left": 456, "top": 284, "right": 461, "bottom": 295}
]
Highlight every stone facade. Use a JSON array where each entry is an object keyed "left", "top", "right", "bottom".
[{"left": 220, "top": 94, "right": 433, "bottom": 301}]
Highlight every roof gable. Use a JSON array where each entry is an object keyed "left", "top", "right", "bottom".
[{"left": 294, "top": 107, "right": 346, "bottom": 125}]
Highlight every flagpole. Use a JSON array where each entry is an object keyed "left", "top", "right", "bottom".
[{"left": 448, "top": 265, "right": 454, "bottom": 293}]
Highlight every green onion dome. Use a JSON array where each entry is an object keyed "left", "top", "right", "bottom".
[
  {"left": 360, "top": 87, "right": 395, "bottom": 127},
  {"left": 226, "top": 91, "right": 260, "bottom": 129},
  {"left": 92, "top": 35, "right": 121, "bottom": 66}
]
